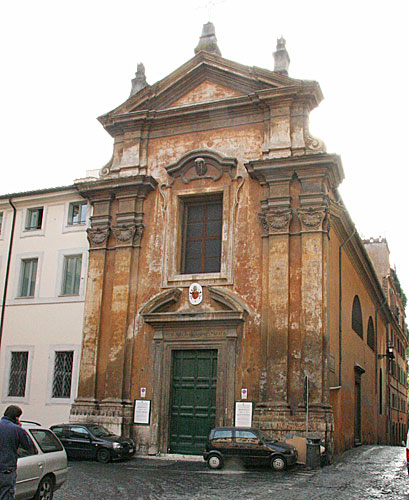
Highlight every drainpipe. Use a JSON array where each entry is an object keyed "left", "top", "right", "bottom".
[
  {"left": 338, "top": 227, "right": 356, "bottom": 386},
  {"left": 0, "top": 198, "right": 17, "bottom": 350}
]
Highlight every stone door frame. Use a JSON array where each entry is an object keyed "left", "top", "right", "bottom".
[
  {"left": 141, "top": 286, "right": 247, "bottom": 454},
  {"left": 150, "top": 324, "right": 237, "bottom": 454}
]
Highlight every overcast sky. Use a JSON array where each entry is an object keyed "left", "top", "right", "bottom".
[{"left": 2, "top": 0, "right": 408, "bottom": 304}]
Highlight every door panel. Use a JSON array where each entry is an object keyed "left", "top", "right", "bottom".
[
  {"left": 68, "top": 426, "right": 93, "bottom": 459},
  {"left": 16, "top": 440, "right": 41, "bottom": 500},
  {"left": 354, "top": 380, "right": 361, "bottom": 444},
  {"left": 169, "top": 349, "right": 217, "bottom": 455}
]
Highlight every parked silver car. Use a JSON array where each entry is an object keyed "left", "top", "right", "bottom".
[{"left": 16, "top": 422, "right": 68, "bottom": 500}]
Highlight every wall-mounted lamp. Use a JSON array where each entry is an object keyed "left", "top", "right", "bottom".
[{"left": 377, "top": 347, "right": 395, "bottom": 360}]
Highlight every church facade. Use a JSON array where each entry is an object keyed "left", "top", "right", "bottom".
[{"left": 70, "top": 24, "right": 407, "bottom": 457}]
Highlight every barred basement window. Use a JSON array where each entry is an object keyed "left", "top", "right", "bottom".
[
  {"left": 8, "top": 351, "right": 29, "bottom": 397},
  {"left": 52, "top": 351, "right": 74, "bottom": 398}
]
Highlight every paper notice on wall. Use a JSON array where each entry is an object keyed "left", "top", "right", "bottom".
[
  {"left": 235, "top": 401, "right": 253, "bottom": 427},
  {"left": 133, "top": 399, "right": 151, "bottom": 425}
]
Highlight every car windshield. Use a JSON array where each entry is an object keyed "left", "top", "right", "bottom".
[
  {"left": 86, "top": 425, "right": 115, "bottom": 438},
  {"left": 255, "top": 429, "right": 277, "bottom": 443}
]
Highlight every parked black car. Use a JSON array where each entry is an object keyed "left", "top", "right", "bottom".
[
  {"left": 50, "top": 424, "right": 135, "bottom": 463},
  {"left": 203, "top": 427, "right": 298, "bottom": 471}
]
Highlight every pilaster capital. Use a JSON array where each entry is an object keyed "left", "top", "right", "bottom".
[
  {"left": 297, "top": 206, "right": 329, "bottom": 232},
  {"left": 259, "top": 207, "right": 293, "bottom": 235},
  {"left": 112, "top": 223, "right": 144, "bottom": 247},
  {"left": 87, "top": 226, "right": 110, "bottom": 249}
]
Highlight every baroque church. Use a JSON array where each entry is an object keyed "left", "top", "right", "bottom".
[{"left": 70, "top": 23, "right": 407, "bottom": 457}]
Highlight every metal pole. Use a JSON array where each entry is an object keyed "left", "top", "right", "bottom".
[{"left": 305, "top": 375, "right": 309, "bottom": 438}]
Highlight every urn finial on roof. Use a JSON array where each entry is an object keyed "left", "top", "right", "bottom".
[
  {"left": 273, "top": 36, "right": 290, "bottom": 75},
  {"left": 194, "top": 22, "right": 222, "bottom": 56},
  {"left": 130, "top": 62, "right": 148, "bottom": 97}
]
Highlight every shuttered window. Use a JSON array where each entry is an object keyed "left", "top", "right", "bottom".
[
  {"left": 19, "top": 259, "right": 38, "bottom": 297},
  {"left": 62, "top": 255, "right": 82, "bottom": 295}
]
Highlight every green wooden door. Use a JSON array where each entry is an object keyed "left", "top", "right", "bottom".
[{"left": 169, "top": 349, "right": 217, "bottom": 454}]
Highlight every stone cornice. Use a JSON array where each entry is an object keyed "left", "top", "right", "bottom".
[
  {"left": 99, "top": 88, "right": 305, "bottom": 138},
  {"left": 245, "top": 154, "right": 344, "bottom": 188},
  {"left": 143, "top": 310, "right": 246, "bottom": 328},
  {"left": 76, "top": 175, "right": 158, "bottom": 199}
]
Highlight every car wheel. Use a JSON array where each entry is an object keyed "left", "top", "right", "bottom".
[
  {"left": 34, "top": 475, "right": 54, "bottom": 500},
  {"left": 207, "top": 454, "right": 223, "bottom": 470},
  {"left": 271, "top": 455, "right": 287, "bottom": 471},
  {"left": 96, "top": 448, "right": 112, "bottom": 463}
]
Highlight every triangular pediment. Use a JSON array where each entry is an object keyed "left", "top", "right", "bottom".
[{"left": 100, "top": 51, "right": 302, "bottom": 121}]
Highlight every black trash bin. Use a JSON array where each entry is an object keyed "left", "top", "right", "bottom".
[{"left": 306, "top": 437, "right": 321, "bottom": 468}]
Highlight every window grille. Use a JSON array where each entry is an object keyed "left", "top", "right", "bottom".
[
  {"left": 52, "top": 351, "right": 74, "bottom": 398},
  {"left": 8, "top": 351, "right": 29, "bottom": 397}
]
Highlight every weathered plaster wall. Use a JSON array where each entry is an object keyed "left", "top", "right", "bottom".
[{"left": 328, "top": 235, "right": 382, "bottom": 452}]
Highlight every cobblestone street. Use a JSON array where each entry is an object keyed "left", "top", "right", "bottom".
[{"left": 54, "top": 445, "right": 409, "bottom": 500}]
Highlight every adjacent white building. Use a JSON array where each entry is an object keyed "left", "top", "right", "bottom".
[{"left": 0, "top": 186, "right": 89, "bottom": 426}]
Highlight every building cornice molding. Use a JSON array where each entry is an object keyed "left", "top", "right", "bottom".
[
  {"left": 330, "top": 201, "right": 394, "bottom": 324},
  {"left": 76, "top": 175, "right": 158, "bottom": 198},
  {"left": 244, "top": 154, "right": 344, "bottom": 188}
]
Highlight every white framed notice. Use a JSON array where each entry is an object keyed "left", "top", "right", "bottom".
[
  {"left": 133, "top": 399, "right": 151, "bottom": 425},
  {"left": 235, "top": 401, "right": 253, "bottom": 427}
]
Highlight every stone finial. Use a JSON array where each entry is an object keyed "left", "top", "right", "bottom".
[
  {"left": 273, "top": 37, "right": 290, "bottom": 75},
  {"left": 130, "top": 63, "right": 148, "bottom": 97},
  {"left": 194, "top": 22, "right": 222, "bottom": 56}
]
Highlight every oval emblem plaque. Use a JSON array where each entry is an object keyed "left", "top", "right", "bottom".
[{"left": 189, "top": 283, "right": 203, "bottom": 305}]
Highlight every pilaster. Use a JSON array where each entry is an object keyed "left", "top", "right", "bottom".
[
  {"left": 245, "top": 154, "right": 343, "bottom": 410},
  {"left": 71, "top": 175, "right": 157, "bottom": 427},
  {"left": 76, "top": 195, "right": 112, "bottom": 400},
  {"left": 256, "top": 173, "right": 293, "bottom": 405}
]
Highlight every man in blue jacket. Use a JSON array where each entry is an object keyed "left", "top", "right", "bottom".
[{"left": 0, "top": 405, "right": 33, "bottom": 500}]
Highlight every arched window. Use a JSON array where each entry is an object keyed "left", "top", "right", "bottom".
[
  {"left": 367, "top": 316, "right": 375, "bottom": 350},
  {"left": 352, "top": 295, "right": 363, "bottom": 338}
]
